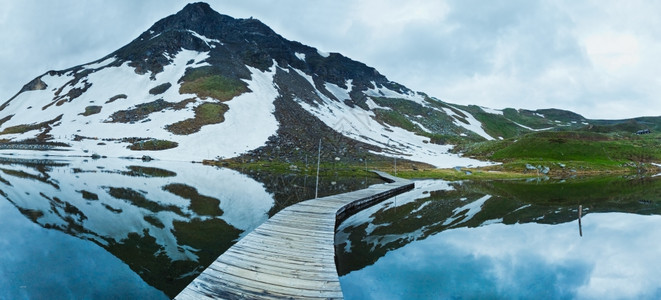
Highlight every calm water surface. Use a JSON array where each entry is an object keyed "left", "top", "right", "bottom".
[
  {"left": 5, "top": 155, "right": 659, "bottom": 299},
  {"left": 336, "top": 177, "right": 661, "bottom": 299},
  {"left": 0, "top": 157, "right": 379, "bottom": 298}
]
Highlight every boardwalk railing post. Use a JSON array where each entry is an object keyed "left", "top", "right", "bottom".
[{"left": 315, "top": 139, "right": 321, "bottom": 199}]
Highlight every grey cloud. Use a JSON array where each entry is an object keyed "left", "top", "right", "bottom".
[{"left": 1, "top": 1, "right": 658, "bottom": 119}]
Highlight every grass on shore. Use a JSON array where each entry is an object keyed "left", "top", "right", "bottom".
[
  {"left": 206, "top": 130, "right": 661, "bottom": 181},
  {"left": 206, "top": 159, "right": 544, "bottom": 181}
]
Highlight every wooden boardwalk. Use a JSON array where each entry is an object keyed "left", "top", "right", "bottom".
[{"left": 175, "top": 171, "right": 413, "bottom": 300}]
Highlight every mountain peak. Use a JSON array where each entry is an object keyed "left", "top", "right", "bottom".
[
  {"left": 147, "top": 2, "right": 230, "bottom": 35},
  {"left": 174, "top": 2, "right": 224, "bottom": 26},
  {"left": 180, "top": 2, "right": 214, "bottom": 15}
]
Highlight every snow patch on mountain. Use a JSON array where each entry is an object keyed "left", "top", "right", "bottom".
[
  {"left": 0, "top": 50, "right": 280, "bottom": 162},
  {"left": 294, "top": 74, "right": 493, "bottom": 168},
  {"left": 410, "top": 120, "right": 432, "bottom": 133},
  {"left": 480, "top": 106, "right": 503, "bottom": 115},
  {"left": 365, "top": 81, "right": 427, "bottom": 107},
  {"left": 295, "top": 52, "right": 306, "bottom": 61},
  {"left": 442, "top": 106, "right": 495, "bottom": 141},
  {"left": 324, "top": 81, "right": 351, "bottom": 101},
  {"left": 194, "top": 63, "right": 279, "bottom": 160},
  {"left": 293, "top": 68, "right": 315, "bottom": 88},
  {"left": 365, "top": 98, "right": 390, "bottom": 111},
  {"left": 187, "top": 30, "right": 222, "bottom": 47},
  {"left": 510, "top": 120, "right": 554, "bottom": 132}
]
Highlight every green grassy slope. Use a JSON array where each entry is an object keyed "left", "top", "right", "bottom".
[{"left": 459, "top": 130, "right": 661, "bottom": 174}]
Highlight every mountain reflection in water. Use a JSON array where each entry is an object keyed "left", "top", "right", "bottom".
[
  {"left": 337, "top": 176, "right": 661, "bottom": 299},
  {"left": 0, "top": 157, "right": 274, "bottom": 298},
  {"left": 0, "top": 156, "right": 383, "bottom": 298}
]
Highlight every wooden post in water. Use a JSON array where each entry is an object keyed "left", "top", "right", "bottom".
[
  {"left": 578, "top": 204, "right": 583, "bottom": 237},
  {"left": 315, "top": 139, "right": 321, "bottom": 199}
]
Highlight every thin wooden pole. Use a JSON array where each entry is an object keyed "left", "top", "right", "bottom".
[
  {"left": 578, "top": 204, "right": 583, "bottom": 237},
  {"left": 315, "top": 139, "right": 321, "bottom": 199},
  {"left": 394, "top": 156, "right": 397, "bottom": 176}
]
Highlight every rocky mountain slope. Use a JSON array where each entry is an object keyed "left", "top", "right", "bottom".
[{"left": 1, "top": 2, "right": 659, "bottom": 168}]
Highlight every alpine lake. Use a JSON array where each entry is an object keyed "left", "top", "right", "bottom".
[{"left": 1, "top": 156, "right": 660, "bottom": 299}]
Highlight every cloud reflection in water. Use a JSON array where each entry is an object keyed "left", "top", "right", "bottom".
[{"left": 341, "top": 213, "right": 661, "bottom": 299}]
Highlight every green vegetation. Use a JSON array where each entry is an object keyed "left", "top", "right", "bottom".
[
  {"left": 179, "top": 67, "right": 247, "bottom": 101},
  {"left": 79, "top": 105, "right": 102, "bottom": 116},
  {"left": 479, "top": 176, "right": 661, "bottom": 208},
  {"left": 394, "top": 168, "right": 537, "bottom": 181},
  {"left": 369, "top": 97, "right": 484, "bottom": 144},
  {"left": 126, "top": 166, "right": 177, "bottom": 177},
  {"left": 128, "top": 139, "right": 178, "bottom": 151},
  {"left": 0, "top": 115, "right": 14, "bottom": 127},
  {"left": 106, "top": 94, "right": 127, "bottom": 104},
  {"left": 171, "top": 218, "right": 242, "bottom": 273},
  {"left": 0, "top": 124, "right": 39, "bottom": 135},
  {"left": 0, "top": 115, "right": 62, "bottom": 136},
  {"left": 148, "top": 83, "right": 172, "bottom": 95},
  {"left": 211, "top": 129, "right": 660, "bottom": 181},
  {"left": 166, "top": 102, "right": 229, "bottom": 135},
  {"left": 457, "top": 106, "right": 528, "bottom": 139},
  {"left": 461, "top": 131, "right": 661, "bottom": 175},
  {"left": 502, "top": 108, "right": 557, "bottom": 130},
  {"left": 105, "top": 187, "right": 184, "bottom": 215},
  {"left": 373, "top": 109, "right": 418, "bottom": 132},
  {"left": 143, "top": 215, "right": 165, "bottom": 229},
  {"left": 104, "top": 230, "right": 200, "bottom": 298},
  {"left": 107, "top": 99, "right": 194, "bottom": 123},
  {"left": 211, "top": 159, "right": 384, "bottom": 179},
  {"left": 0, "top": 168, "right": 59, "bottom": 189},
  {"left": 78, "top": 190, "right": 99, "bottom": 200},
  {"left": 163, "top": 183, "right": 223, "bottom": 216}
]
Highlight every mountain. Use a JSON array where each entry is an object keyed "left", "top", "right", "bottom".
[{"left": 1, "top": 2, "right": 659, "bottom": 168}]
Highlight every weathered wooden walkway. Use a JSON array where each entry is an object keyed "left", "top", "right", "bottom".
[{"left": 175, "top": 171, "right": 413, "bottom": 300}]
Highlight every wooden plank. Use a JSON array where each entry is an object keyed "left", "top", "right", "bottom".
[
  {"left": 252, "top": 227, "right": 334, "bottom": 243},
  {"left": 242, "top": 231, "right": 335, "bottom": 249},
  {"left": 220, "top": 255, "right": 338, "bottom": 279},
  {"left": 267, "top": 216, "right": 336, "bottom": 227},
  {"left": 264, "top": 220, "right": 335, "bottom": 232},
  {"left": 219, "top": 251, "right": 339, "bottom": 280},
  {"left": 175, "top": 172, "right": 414, "bottom": 300},
  {"left": 201, "top": 266, "right": 343, "bottom": 297},
  {"left": 182, "top": 274, "right": 343, "bottom": 300},
  {"left": 225, "top": 245, "right": 335, "bottom": 266},
  {"left": 207, "top": 263, "right": 341, "bottom": 292}
]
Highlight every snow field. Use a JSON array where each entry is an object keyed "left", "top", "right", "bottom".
[
  {"left": 441, "top": 106, "right": 495, "bottom": 141},
  {"left": 0, "top": 42, "right": 280, "bottom": 162},
  {"left": 295, "top": 70, "right": 493, "bottom": 168}
]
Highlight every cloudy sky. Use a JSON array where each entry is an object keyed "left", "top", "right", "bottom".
[{"left": 1, "top": 0, "right": 659, "bottom": 119}]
